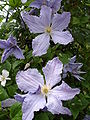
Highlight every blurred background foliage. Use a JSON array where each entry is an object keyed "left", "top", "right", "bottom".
[{"left": 0, "top": 0, "right": 90, "bottom": 120}]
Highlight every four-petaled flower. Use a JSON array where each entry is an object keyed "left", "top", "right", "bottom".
[
  {"left": 15, "top": 57, "right": 80, "bottom": 120},
  {"left": 0, "top": 35, "right": 25, "bottom": 63},
  {"left": 21, "top": 6, "right": 73, "bottom": 56},
  {"left": 63, "top": 56, "right": 85, "bottom": 81},
  {"left": 0, "top": 69, "right": 11, "bottom": 87},
  {"left": 30, "top": 0, "right": 62, "bottom": 13}
]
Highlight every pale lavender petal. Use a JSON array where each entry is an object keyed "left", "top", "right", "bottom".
[
  {"left": 43, "top": 57, "right": 63, "bottom": 88},
  {"left": 7, "top": 35, "right": 17, "bottom": 46},
  {"left": 69, "top": 56, "right": 76, "bottom": 63},
  {"left": 14, "top": 93, "right": 27, "bottom": 103},
  {"left": 22, "top": 94, "right": 46, "bottom": 120},
  {"left": 32, "top": 33, "right": 50, "bottom": 56},
  {"left": 48, "top": 0, "right": 62, "bottom": 13},
  {"left": 13, "top": 46, "right": 25, "bottom": 59},
  {"left": 51, "top": 31, "right": 73, "bottom": 45},
  {"left": 21, "top": 11, "right": 45, "bottom": 33},
  {"left": 30, "top": 0, "right": 44, "bottom": 9},
  {"left": 0, "top": 40, "right": 7, "bottom": 49},
  {"left": 46, "top": 95, "right": 71, "bottom": 115},
  {"left": 83, "top": 115, "right": 90, "bottom": 120},
  {"left": 1, "top": 47, "right": 14, "bottom": 63},
  {"left": 51, "top": 81, "right": 80, "bottom": 101},
  {"left": 73, "top": 75, "right": 85, "bottom": 81},
  {"left": 16, "top": 68, "right": 44, "bottom": 93},
  {"left": 1, "top": 98, "right": 16, "bottom": 108},
  {"left": 40, "top": 5, "right": 52, "bottom": 27},
  {"left": 52, "top": 12, "right": 71, "bottom": 31}
]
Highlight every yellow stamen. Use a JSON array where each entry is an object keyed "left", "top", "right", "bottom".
[
  {"left": 45, "top": 26, "right": 52, "bottom": 33},
  {"left": 41, "top": 85, "right": 50, "bottom": 95}
]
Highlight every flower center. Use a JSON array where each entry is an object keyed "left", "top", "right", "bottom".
[
  {"left": 41, "top": 85, "right": 50, "bottom": 95},
  {"left": 1, "top": 76, "right": 5, "bottom": 81},
  {"left": 45, "top": 26, "right": 52, "bottom": 34}
]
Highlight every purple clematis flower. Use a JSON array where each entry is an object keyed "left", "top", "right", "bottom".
[
  {"left": 21, "top": 6, "right": 73, "bottom": 56},
  {"left": 30, "top": 0, "right": 62, "bottom": 13},
  {"left": 15, "top": 57, "right": 80, "bottom": 120},
  {"left": 0, "top": 35, "right": 25, "bottom": 63},
  {"left": 63, "top": 56, "right": 85, "bottom": 81}
]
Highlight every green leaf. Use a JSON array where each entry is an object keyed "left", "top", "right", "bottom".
[
  {"left": 2, "top": 61, "right": 11, "bottom": 71},
  {"left": 35, "top": 112, "right": 49, "bottom": 120},
  {"left": 9, "top": 0, "right": 21, "bottom": 7},
  {"left": 10, "top": 102, "right": 22, "bottom": 119},
  {"left": 72, "top": 17, "right": 80, "bottom": 25},
  {"left": 7, "top": 84, "right": 18, "bottom": 97},
  {"left": 0, "top": 86, "right": 8, "bottom": 101},
  {"left": 12, "top": 60, "right": 24, "bottom": 69},
  {"left": 12, "top": 110, "right": 22, "bottom": 120}
]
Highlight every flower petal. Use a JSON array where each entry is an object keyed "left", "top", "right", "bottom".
[
  {"left": 16, "top": 68, "right": 44, "bottom": 93},
  {"left": 0, "top": 75, "right": 3, "bottom": 81},
  {"left": 2, "top": 69, "right": 9, "bottom": 78},
  {"left": 0, "top": 40, "right": 7, "bottom": 49},
  {"left": 46, "top": 95, "right": 71, "bottom": 115},
  {"left": 22, "top": 94, "right": 46, "bottom": 120},
  {"left": 30, "top": 0, "right": 43, "bottom": 9},
  {"left": 14, "top": 93, "right": 27, "bottom": 103},
  {"left": 40, "top": 5, "right": 52, "bottom": 27},
  {"left": 1, "top": 80, "right": 6, "bottom": 87},
  {"left": 51, "top": 81, "right": 80, "bottom": 101},
  {"left": 1, "top": 98, "right": 16, "bottom": 108},
  {"left": 7, "top": 35, "right": 17, "bottom": 46},
  {"left": 1, "top": 47, "right": 14, "bottom": 63},
  {"left": 48, "top": 0, "right": 62, "bottom": 13},
  {"left": 69, "top": 56, "right": 76, "bottom": 63},
  {"left": 51, "top": 31, "right": 73, "bottom": 45},
  {"left": 21, "top": 11, "right": 45, "bottom": 33},
  {"left": 13, "top": 46, "right": 25, "bottom": 59},
  {"left": 52, "top": 12, "right": 71, "bottom": 31},
  {"left": 21, "top": 0, "right": 27, "bottom": 3},
  {"left": 43, "top": 57, "right": 63, "bottom": 88},
  {"left": 32, "top": 33, "right": 50, "bottom": 56}
]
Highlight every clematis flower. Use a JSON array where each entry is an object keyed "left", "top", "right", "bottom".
[
  {"left": 30, "top": 0, "right": 62, "bottom": 13},
  {"left": 0, "top": 35, "right": 25, "bottom": 63},
  {"left": 21, "top": 6, "right": 73, "bottom": 56},
  {"left": 21, "top": 0, "right": 27, "bottom": 3},
  {"left": 63, "top": 56, "right": 85, "bottom": 81},
  {"left": 15, "top": 57, "right": 80, "bottom": 120},
  {"left": 0, "top": 69, "right": 11, "bottom": 87}
]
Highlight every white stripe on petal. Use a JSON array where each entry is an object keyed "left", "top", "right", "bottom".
[
  {"left": 22, "top": 94, "right": 46, "bottom": 120},
  {"left": 52, "top": 12, "right": 71, "bottom": 31},
  {"left": 32, "top": 33, "right": 50, "bottom": 56},
  {"left": 47, "top": 95, "right": 72, "bottom": 115},
  {"left": 51, "top": 81, "right": 80, "bottom": 101},
  {"left": 16, "top": 69, "right": 44, "bottom": 93},
  {"left": 51, "top": 30, "right": 73, "bottom": 45},
  {"left": 43, "top": 57, "right": 63, "bottom": 88}
]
